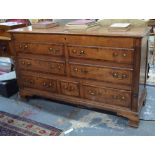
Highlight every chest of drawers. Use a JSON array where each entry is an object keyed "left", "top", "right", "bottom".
[{"left": 9, "top": 26, "right": 150, "bottom": 127}]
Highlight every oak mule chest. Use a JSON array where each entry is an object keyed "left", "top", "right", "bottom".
[{"left": 10, "top": 26, "right": 150, "bottom": 127}]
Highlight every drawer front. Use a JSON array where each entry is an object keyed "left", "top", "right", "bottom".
[
  {"left": 70, "top": 63, "right": 132, "bottom": 85},
  {"left": 18, "top": 58, "right": 66, "bottom": 75},
  {"left": 20, "top": 75, "right": 36, "bottom": 89},
  {"left": 60, "top": 81, "right": 80, "bottom": 97},
  {"left": 20, "top": 74, "right": 57, "bottom": 93},
  {"left": 15, "top": 42, "right": 64, "bottom": 57},
  {"left": 68, "top": 45, "right": 134, "bottom": 64},
  {"left": 37, "top": 77, "right": 57, "bottom": 92},
  {"left": 83, "top": 85, "right": 131, "bottom": 107}
]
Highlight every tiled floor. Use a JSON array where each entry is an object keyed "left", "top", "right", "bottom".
[{"left": 0, "top": 83, "right": 155, "bottom": 136}]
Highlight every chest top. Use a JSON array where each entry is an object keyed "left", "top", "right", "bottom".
[{"left": 9, "top": 25, "right": 150, "bottom": 38}]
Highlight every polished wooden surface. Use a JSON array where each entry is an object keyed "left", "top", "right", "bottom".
[
  {"left": 10, "top": 25, "right": 149, "bottom": 127},
  {"left": 9, "top": 25, "right": 150, "bottom": 37},
  {"left": 68, "top": 45, "right": 134, "bottom": 64}
]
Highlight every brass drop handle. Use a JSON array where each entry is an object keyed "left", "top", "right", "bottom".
[
  {"left": 43, "top": 82, "right": 49, "bottom": 88},
  {"left": 49, "top": 47, "right": 53, "bottom": 51},
  {"left": 79, "top": 50, "right": 85, "bottom": 55},
  {"left": 112, "top": 72, "right": 128, "bottom": 79},
  {"left": 88, "top": 90, "right": 96, "bottom": 95},
  {"left": 113, "top": 52, "right": 127, "bottom": 58},
  {"left": 112, "top": 72, "right": 119, "bottom": 78},
  {"left": 19, "top": 44, "right": 23, "bottom": 49},
  {"left": 122, "top": 53, "right": 127, "bottom": 57},
  {"left": 43, "top": 82, "right": 47, "bottom": 86},
  {"left": 24, "top": 44, "right": 28, "bottom": 49},
  {"left": 43, "top": 82, "right": 54, "bottom": 88},
  {"left": 57, "top": 65, "right": 62, "bottom": 70},
  {"left": 122, "top": 74, "right": 128, "bottom": 79},
  {"left": 113, "top": 52, "right": 118, "bottom": 57},
  {"left": 21, "top": 61, "right": 25, "bottom": 65},
  {"left": 21, "top": 61, "right": 31, "bottom": 66},
  {"left": 49, "top": 83, "right": 54, "bottom": 87},
  {"left": 63, "top": 85, "right": 74, "bottom": 91},
  {"left": 49, "top": 48, "right": 59, "bottom": 54},
  {"left": 121, "top": 96, "right": 125, "bottom": 100},
  {"left": 27, "top": 62, "right": 31, "bottom": 66},
  {"left": 72, "top": 49, "right": 77, "bottom": 54},
  {"left": 73, "top": 67, "right": 78, "bottom": 72},
  {"left": 112, "top": 95, "right": 126, "bottom": 100}
]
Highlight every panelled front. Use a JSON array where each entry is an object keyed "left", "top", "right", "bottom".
[
  {"left": 15, "top": 42, "right": 64, "bottom": 57},
  {"left": 67, "top": 35, "right": 134, "bottom": 109},
  {"left": 68, "top": 45, "right": 134, "bottom": 64},
  {"left": 69, "top": 63, "right": 132, "bottom": 85},
  {"left": 83, "top": 84, "right": 131, "bottom": 107},
  {"left": 19, "top": 71, "right": 80, "bottom": 98},
  {"left": 18, "top": 58, "right": 66, "bottom": 75},
  {"left": 60, "top": 80, "right": 80, "bottom": 97},
  {"left": 19, "top": 74, "right": 57, "bottom": 93},
  {"left": 14, "top": 33, "right": 135, "bottom": 110}
]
